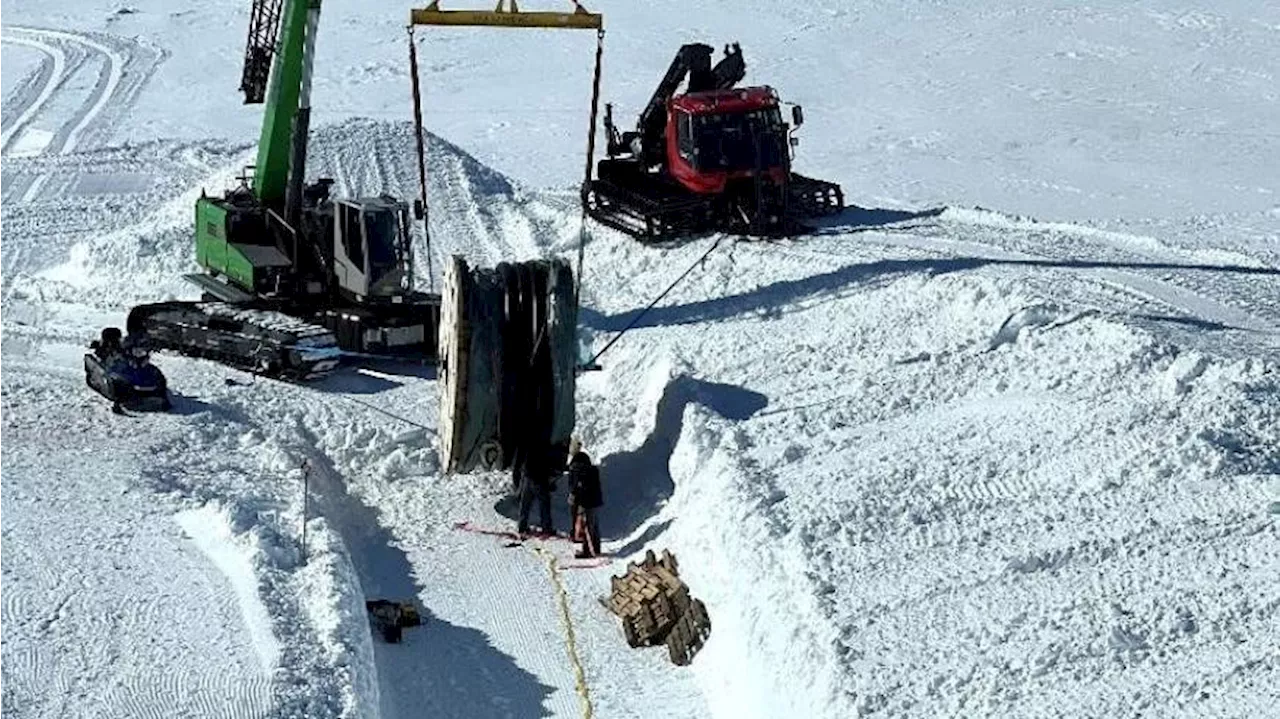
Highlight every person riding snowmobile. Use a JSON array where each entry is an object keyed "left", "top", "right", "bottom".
[
  {"left": 92, "top": 327, "right": 124, "bottom": 360},
  {"left": 121, "top": 332, "right": 153, "bottom": 365}
]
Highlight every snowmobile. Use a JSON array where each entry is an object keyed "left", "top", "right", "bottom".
[{"left": 84, "top": 328, "right": 173, "bottom": 414}]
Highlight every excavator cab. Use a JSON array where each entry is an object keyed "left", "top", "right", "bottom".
[{"left": 332, "top": 197, "right": 414, "bottom": 301}]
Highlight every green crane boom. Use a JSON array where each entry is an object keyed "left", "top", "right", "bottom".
[{"left": 252, "top": 0, "right": 320, "bottom": 207}]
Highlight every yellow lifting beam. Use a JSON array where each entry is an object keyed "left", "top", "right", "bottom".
[
  {"left": 406, "top": 0, "right": 605, "bottom": 310},
  {"left": 410, "top": 0, "right": 602, "bottom": 30}
]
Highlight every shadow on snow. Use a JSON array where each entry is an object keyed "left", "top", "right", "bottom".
[
  {"left": 817, "top": 204, "right": 947, "bottom": 233},
  {"left": 490, "top": 376, "right": 767, "bottom": 552},
  {"left": 581, "top": 252, "right": 1277, "bottom": 334},
  {"left": 598, "top": 375, "right": 767, "bottom": 544},
  {"left": 300, "top": 430, "right": 554, "bottom": 719}
]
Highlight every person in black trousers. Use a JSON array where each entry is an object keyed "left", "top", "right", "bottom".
[
  {"left": 566, "top": 440, "right": 603, "bottom": 558},
  {"left": 514, "top": 444, "right": 554, "bottom": 536}
]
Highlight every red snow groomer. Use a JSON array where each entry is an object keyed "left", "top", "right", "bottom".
[{"left": 585, "top": 42, "right": 844, "bottom": 242}]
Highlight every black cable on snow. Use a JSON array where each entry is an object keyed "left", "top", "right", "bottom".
[
  {"left": 341, "top": 395, "right": 437, "bottom": 434},
  {"left": 586, "top": 235, "right": 727, "bottom": 367}
]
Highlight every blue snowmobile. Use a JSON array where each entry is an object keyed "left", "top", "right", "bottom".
[{"left": 84, "top": 327, "right": 172, "bottom": 414}]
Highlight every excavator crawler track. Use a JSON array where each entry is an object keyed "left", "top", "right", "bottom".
[{"left": 127, "top": 301, "right": 343, "bottom": 380}]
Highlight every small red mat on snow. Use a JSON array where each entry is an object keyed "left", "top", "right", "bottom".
[{"left": 452, "top": 521, "right": 612, "bottom": 568}]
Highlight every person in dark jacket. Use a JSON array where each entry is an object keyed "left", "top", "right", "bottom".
[
  {"left": 92, "top": 327, "right": 123, "bottom": 360},
  {"left": 566, "top": 439, "right": 603, "bottom": 558},
  {"left": 514, "top": 444, "right": 554, "bottom": 536}
]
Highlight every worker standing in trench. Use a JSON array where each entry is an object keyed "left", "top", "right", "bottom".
[
  {"left": 566, "top": 439, "right": 603, "bottom": 558},
  {"left": 514, "top": 444, "right": 555, "bottom": 537}
]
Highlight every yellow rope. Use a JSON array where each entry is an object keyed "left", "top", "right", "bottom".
[{"left": 534, "top": 546, "right": 595, "bottom": 719}]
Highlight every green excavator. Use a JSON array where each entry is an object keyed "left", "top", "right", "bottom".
[
  {"left": 124, "top": 0, "right": 585, "bottom": 476},
  {"left": 128, "top": 0, "right": 439, "bottom": 378}
]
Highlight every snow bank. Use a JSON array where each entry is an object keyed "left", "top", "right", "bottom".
[
  {"left": 138, "top": 381, "right": 385, "bottom": 719},
  {"left": 666, "top": 410, "right": 849, "bottom": 718},
  {"left": 588, "top": 261, "right": 1278, "bottom": 717},
  {"left": 176, "top": 505, "right": 283, "bottom": 673},
  {"left": 165, "top": 495, "right": 380, "bottom": 719},
  {"left": 295, "top": 519, "right": 382, "bottom": 719}
]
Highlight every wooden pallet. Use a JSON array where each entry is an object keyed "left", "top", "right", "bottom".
[
  {"left": 664, "top": 597, "right": 711, "bottom": 666},
  {"left": 601, "top": 549, "right": 712, "bottom": 664}
]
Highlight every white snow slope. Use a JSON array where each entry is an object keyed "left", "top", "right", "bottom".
[{"left": 3, "top": 1, "right": 1278, "bottom": 718}]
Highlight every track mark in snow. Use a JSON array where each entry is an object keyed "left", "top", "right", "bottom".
[
  {"left": 94, "top": 669, "right": 271, "bottom": 719},
  {"left": 1, "top": 646, "right": 76, "bottom": 715},
  {"left": 34, "top": 595, "right": 73, "bottom": 634},
  {"left": 0, "top": 576, "right": 38, "bottom": 627},
  {"left": 6, "top": 26, "right": 124, "bottom": 155},
  {"left": 0, "top": 34, "right": 66, "bottom": 152},
  {"left": 3, "top": 27, "right": 123, "bottom": 155},
  {"left": 861, "top": 213, "right": 1280, "bottom": 339},
  {"left": 2, "top": 27, "right": 163, "bottom": 205},
  {"left": 988, "top": 303, "right": 1068, "bottom": 350}
]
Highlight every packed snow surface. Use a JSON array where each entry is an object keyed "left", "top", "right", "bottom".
[{"left": 3, "top": 1, "right": 1278, "bottom": 718}]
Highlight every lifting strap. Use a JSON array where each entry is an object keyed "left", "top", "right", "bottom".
[
  {"left": 407, "top": 25, "right": 434, "bottom": 292},
  {"left": 575, "top": 28, "right": 605, "bottom": 318},
  {"left": 405, "top": 5, "right": 604, "bottom": 298}
]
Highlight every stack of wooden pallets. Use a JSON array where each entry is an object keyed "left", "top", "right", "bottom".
[{"left": 600, "top": 549, "right": 712, "bottom": 665}]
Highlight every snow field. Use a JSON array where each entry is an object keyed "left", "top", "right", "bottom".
[
  {"left": 1, "top": 378, "right": 275, "bottom": 718},
  {"left": 5, "top": 0, "right": 1280, "bottom": 716},
  {"left": 131, "top": 366, "right": 387, "bottom": 719},
  {"left": 6, "top": 115, "right": 1278, "bottom": 718},
  {"left": 15, "top": 120, "right": 1274, "bottom": 717}
]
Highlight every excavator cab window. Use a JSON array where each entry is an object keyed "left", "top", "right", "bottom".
[
  {"left": 341, "top": 203, "right": 365, "bottom": 270},
  {"left": 363, "top": 209, "right": 398, "bottom": 278}
]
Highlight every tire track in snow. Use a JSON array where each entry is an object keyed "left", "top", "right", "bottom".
[
  {"left": 0, "top": 33, "right": 66, "bottom": 152},
  {"left": 6, "top": 27, "right": 124, "bottom": 156},
  {"left": 2, "top": 27, "right": 161, "bottom": 205}
]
